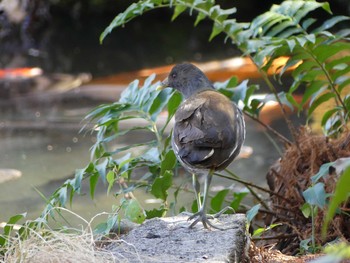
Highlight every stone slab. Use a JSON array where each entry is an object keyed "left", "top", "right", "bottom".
[{"left": 109, "top": 213, "right": 248, "bottom": 263}]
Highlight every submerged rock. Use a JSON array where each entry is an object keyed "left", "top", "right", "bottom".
[{"left": 0, "top": 169, "right": 22, "bottom": 184}]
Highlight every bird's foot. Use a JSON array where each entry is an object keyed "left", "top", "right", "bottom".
[
  {"left": 187, "top": 206, "right": 235, "bottom": 230},
  {"left": 187, "top": 211, "right": 218, "bottom": 229}
]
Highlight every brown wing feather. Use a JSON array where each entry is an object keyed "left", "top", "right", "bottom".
[{"left": 173, "top": 90, "right": 242, "bottom": 169}]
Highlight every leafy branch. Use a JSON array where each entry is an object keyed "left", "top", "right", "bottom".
[{"left": 101, "top": 0, "right": 350, "bottom": 140}]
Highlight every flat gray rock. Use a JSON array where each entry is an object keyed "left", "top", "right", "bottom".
[{"left": 109, "top": 213, "right": 248, "bottom": 263}]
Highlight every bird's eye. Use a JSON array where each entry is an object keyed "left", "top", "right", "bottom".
[{"left": 171, "top": 73, "right": 177, "bottom": 78}]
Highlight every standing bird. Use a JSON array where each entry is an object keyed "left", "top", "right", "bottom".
[{"left": 160, "top": 63, "right": 245, "bottom": 229}]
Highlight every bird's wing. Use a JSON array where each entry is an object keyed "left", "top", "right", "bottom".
[
  {"left": 173, "top": 96, "right": 225, "bottom": 164},
  {"left": 175, "top": 96, "right": 207, "bottom": 122}
]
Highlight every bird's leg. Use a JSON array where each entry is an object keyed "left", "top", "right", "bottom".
[
  {"left": 188, "top": 170, "right": 220, "bottom": 229},
  {"left": 192, "top": 173, "right": 201, "bottom": 209},
  {"left": 181, "top": 173, "right": 202, "bottom": 218},
  {"left": 187, "top": 170, "right": 235, "bottom": 230}
]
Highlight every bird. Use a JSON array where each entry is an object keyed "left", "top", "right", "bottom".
[{"left": 160, "top": 63, "right": 246, "bottom": 229}]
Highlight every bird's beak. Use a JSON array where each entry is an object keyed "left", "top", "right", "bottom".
[{"left": 156, "top": 77, "right": 169, "bottom": 91}]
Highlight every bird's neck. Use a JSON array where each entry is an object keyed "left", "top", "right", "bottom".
[{"left": 182, "top": 80, "right": 214, "bottom": 99}]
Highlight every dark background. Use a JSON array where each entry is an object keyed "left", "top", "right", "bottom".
[{"left": 0, "top": 0, "right": 349, "bottom": 77}]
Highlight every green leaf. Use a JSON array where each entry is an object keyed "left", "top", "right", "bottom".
[
  {"left": 243, "top": 84, "right": 259, "bottom": 106},
  {"left": 252, "top": 223, "right": 281, "bottom": 238},
  {"left": 295, "top": 36, "right": 311, "bottom": 47},
  {"left": 137, "top": 74, "right": 156, "bottom": 106},
  {"left": 302, "top": 182, "right": 326, "bottom": 209},
  {"left": 191, "top": 197, "right": 200, "bottom": 213},
  {"left": 301, "top": 202, "right": 313, "bottom": 218},
  {"left": 313, "top": 16, "right": 350, "bottom": 34},
  {"left": 245, "top": 98, "right": 264, "bottom": 116},
  {"left": 160, "top": 150, "right": 176, "bottom": 176},
  {"left": 89, "top": 173, "right": 99, "bottom": 199},
  {"left": 246, "top": 204, "right": 261, "bottom": 224},
  {"left": 209, "top": 23, "right": 223, "bottom": 41},
  {"left": 293, "top": 1, "right": 327, "bottom": 23},
  {"left": 332, "top": 65, "right": 350, "bottom": 81},
  {"left": 94, "top": 212, "right": 119, "bottom": 235},
  {"left": 117, "top": 153, "right": 133, "bottom": 179},
  {"left": 308, "top": 92, "right": 336, "bottom": 117},
  {"left": 94, "top": 222, "right": 109, "bottom": 235},
  {"left": 279, "top": 92, "right": 294, "bottom": 111},
  {"left": 194, "top": 12, "right": 206, "bottom": 26},
  {"left": 302, "top": 18, "right": 317, "bottom": 30},
  {"left": 230, "top": 191, "right": 248, "bottom": 211},
  {"left": 338, "top": 77, "right": 350, "bottom": 93},
  {"left": 292, "top": 60, "right": 318, "bottom": 78},
  {"left": 214, "top": 76, "right": 238, "bottom": 90},
  {"left": 166, "top": 91, "right": 182, "bottom": 123},
  {"left": 120, "top": 80, "right": 139, "bottom": 103},
  {"left": 326, "top": 56, "right": 350, "bottom": 71},
  {"left": 301, "top": 81, "right": 327, "bottom": 107},
  {"left": 323, "top": 166, "right": 350, "bottom": 237},
  {"left": 285, "top": 39, "right": 296, "bottom": 52},
  {"left": 151, "top": 170, "right": 173, "bottom": 201},
  {"left": 106, "top": 170, "right": 115, "bottom": 195},
  {"left": 215, "top": 77, "right": 247, "bottom": 103},
  {"left": 172, "top": 4, "right": 187, "bottom": 21},
  {"left": 149, "top": 88, "right": 174, "bottom": 121},
  {"left": 141, "top": 147, "right": 160, "bottom": 163},
  {"left": 313, "top": 42, "right": 350, "bottom": 63},
  {"left": 300, "top": 238, "right": 313, "bottom": 253},
  {"left": 255, "top": 45, "right": 282, "bottom": 67},
  {"left": 311, "top": 162, "right": 335, "bottom": 183},
  {"left": 250, "top": 12, "right": 278, "bottom": 37},
  {"left": 279, "top": 57, "right": 301, "bottom": 78},
  {"left": 57, "top": 187, "right": 67, "bottom": 206},
  {"left": 321, "top": 108, "right": 340, "bottom": 130},
  {"left": 146, "top": 207, "right": 167, "bottom": 219},
  {"left": 268, "top": 20, "right": 301, "bottom": 38},
  {"left": 320, "top": 2, "right": 332, "bottom": 14},
  {"left": 286, "top": 93, "right": 300, "bottom": 112},
  {"left": 210, "top": 189, "right": 229, "bottom": 213},
  {"left": 0, "top": 213, "right": 26, "bottom": 246},
  {"left": 260, "top": 15, "right": 285, "bottom": 36},
  {"left": 122, "top": 198, "right": 146, "bottom": 224},
  {"left": 73, "top": 168, "right": 84, "bottom": 194},
  {"left": 95, "top": 158, "right": 110, "bottom": 183}
]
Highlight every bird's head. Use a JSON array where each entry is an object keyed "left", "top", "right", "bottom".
[{"left": 159, "top": 63, "right": 213, "bottom": 98}]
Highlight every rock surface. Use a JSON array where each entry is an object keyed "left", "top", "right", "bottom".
[
  {"left": 0, "top": 169, "right": 22, "bottom": 184},
  {"left": 109, "top": 213, "right": 248, "bottom": 263}
]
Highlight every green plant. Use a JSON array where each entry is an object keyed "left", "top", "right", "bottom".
[
  {"left": 98, "top": 0, "right": 350, "bottom": 249},
  {"left": 40, "top": 75, "right": 182, "bottom": 226},
  {"left": 298, "top": 157, "right": 350, "bottom": 253},
  {"left": 101, "top": 0, "right": 350, "bottom": 139}
]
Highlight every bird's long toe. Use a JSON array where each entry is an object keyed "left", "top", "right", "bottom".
[{"left": 187, "top": 211, "right": 223, "bottom": 230}]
